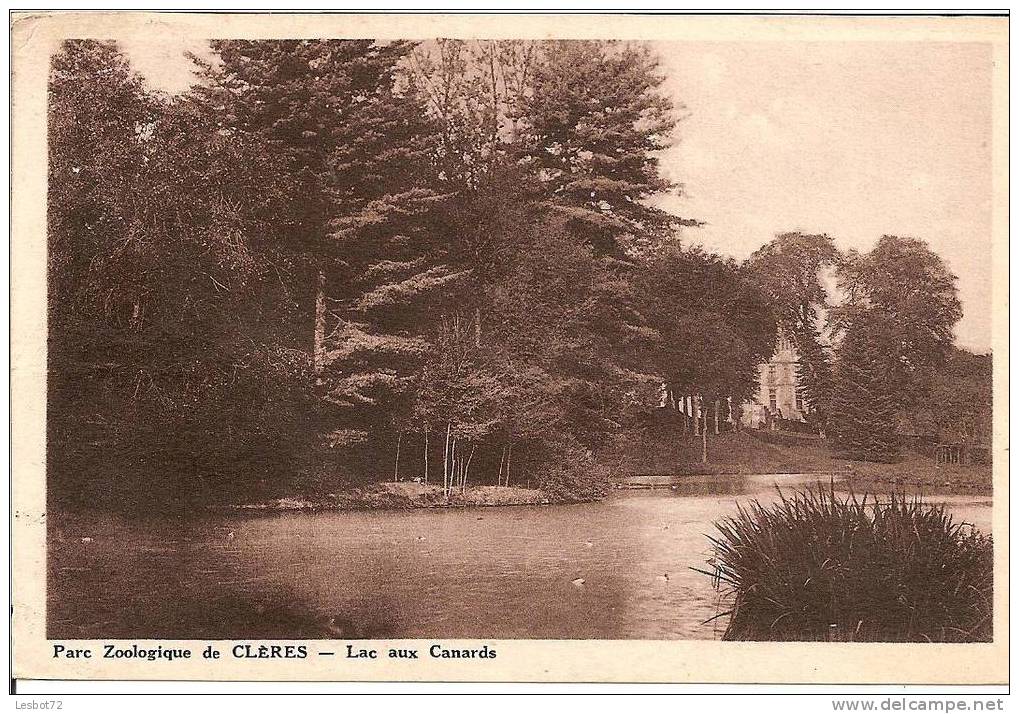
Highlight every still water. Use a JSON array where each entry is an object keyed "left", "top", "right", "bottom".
[{"left": 48, "top": 474, "right": 992, "bottom": 640}]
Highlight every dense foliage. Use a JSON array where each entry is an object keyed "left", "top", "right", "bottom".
[
  {"left": 703, "top": 485, "right": 993, "bottom": 642},
  {"left": 828, "top": 235, "right": 965, "bottom": 459},
  {"left": 49, "top": 38, "right": 767, "bottom": 510},
  {"left": 898, "top": 347, "right": 993, "bottom": 445},
  {"left": 48, "top": 41, "right": 320, "bottom": 507},
  {"left": 47, "top": 39, "right": 978, "bottom": 509},
  {"left": 747, "top": 230, "right": 972, "bottom": 461},
  {"left": 746, "top": 232, "right": 839, "bottom": 432}
]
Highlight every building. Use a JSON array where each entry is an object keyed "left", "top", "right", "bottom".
[{"left": 743, "top": 332, "right": 808, "bottom": 429}]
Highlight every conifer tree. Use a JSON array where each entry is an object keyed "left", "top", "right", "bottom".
[
  {"left": 516, "top": 40, "right": 693, "bottom": 256},
  {"left": 319, "top": 44, "right": 460, "bottom": 448},
  {"left": 509, "top": 41, "right": 694, "bottom": 442},
  {"left": 201, "top": 40, "right": 456, "bottom": 456},
  {"left": 830, "top": 324, "right": 900, "bottom": 462},
  {"left": 795, "top": 322, "right": 835, "bottom": 432}
]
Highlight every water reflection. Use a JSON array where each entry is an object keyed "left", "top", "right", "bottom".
[{"left": 48, "top": 477, "right": 992, "bottom": 640}]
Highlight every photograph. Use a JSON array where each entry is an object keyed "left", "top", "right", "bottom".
[{"left": 10, "top": 10, "right": 1008, "bottom": 688}]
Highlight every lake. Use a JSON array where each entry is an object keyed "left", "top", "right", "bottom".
[{"left": 48, "top": 474, "right": 992, "bottom": 640}]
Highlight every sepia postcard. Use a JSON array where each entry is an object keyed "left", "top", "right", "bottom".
[{"left": 10, "top": 11, "right": 1009, "bottom": 685}]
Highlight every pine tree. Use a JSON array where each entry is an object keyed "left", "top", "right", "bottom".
[
  {"left": 507, "top": 41, "right": 694, "bottom": 445},
  {"left": 516, "top": 40, "right": 693, "bottom": 256},
  {"left": 830, "top": 325, "right": 900, "bottom": 462},
  {"left": 318, "top": 43, "right": 460, "bottom": 448},
  {"left": 795, "top": 322, "right": 835, "bottom": 432},
  {"left": 201, "top": 40, "right": 455, "bottom": 457}
]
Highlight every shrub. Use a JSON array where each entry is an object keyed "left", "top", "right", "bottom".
[
  {"left": 700, "top": 484, "right": 993, "bottom": 642},
  {"left": 536, "top": 439, "right": 611, "bottom": 502}
]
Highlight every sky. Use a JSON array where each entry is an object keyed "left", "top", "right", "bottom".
[{"left": 120, "top": 38, "right": 994, "bottom": 352}]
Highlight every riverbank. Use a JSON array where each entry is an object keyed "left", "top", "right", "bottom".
[
  {"left": 608, "top": 430, "right": 992, "bottom": 494},
  {"left": 222, "top": 481, "right": 550, "bottom": 512},
  {"left": 217, "top": 431, "right": 991, "bottom": 514},
  {"left": 840, "top": 455, "right": 992, "bottom": 495}
]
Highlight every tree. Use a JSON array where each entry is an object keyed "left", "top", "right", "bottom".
[
  {"left": 49, "top": 39, "right": 710, "bottom": 506},
  {"left": 48, "top": 40, "right": 318, "bottom": 508},
  {"left": 414, "top": 317, "right": 503, "bottom": 495},
  {"left": 639, "top": 246, "right": 776, "bottom": 461},
  {"left": 48, "top": 40, "right": 158, "bottom": 334},
  {"left": 827, "top": 235, "right": 962, "bottom": 461},
  {"left": 401, "top": 40, "right": 694, "bottom": 490},
  {"left": 793, "top": 321, "right": 835, "bottom": 433},
  {"left": 898, "top": 347, "right": 992, "bottom": 446},
  {"left": 507, "top": 41, "right": 697, "bottom": 454},
  {"left": 485, "top": 216, "right": 625, "bottom": 449},
  {"left": 832, "top": 235, "right": 962, "bottom": 410},
  {"left": 405, "top": 39, "right": 533, "bottom": 190},
  {"left": 747, "top": 232, "right": 840, "bottom": 430},
  {"left": 830, "top": 320, "right": 901, "bottom": 462},
  {"left": 200, "top": 40, "right": 457, "bottom": 479},
  {"left": 516, "top": 41, "right": 691, "bottom": 256}
]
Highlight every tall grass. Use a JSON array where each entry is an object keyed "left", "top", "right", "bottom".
[{"left": 699, "top": 484, "right": 993, "bottom": 642}]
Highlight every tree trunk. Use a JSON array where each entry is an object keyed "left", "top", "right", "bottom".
[
  {"left": 443, "top": 423, "right": 452, "bottom": 496},
  {"left": 463, "top": 444, "right": 476, "bottom": 494},
  {"left": 714, "top": 400, "right": 720, "bottom": 435},
  {"left": 701, "top": 399, "right": 708, "bottom": 463},
  {"left": 423, "top": 428, "right": 429, "bottom": 484},
  {"left": 451, "top": 438, "right": 460, "bottom": 497},
  {"left": 693, "top": 395, "right": 701, "bottom": 437},
  {"left": 497, "top": 444, "right": 506, "bottom": 487},
  {"left": 506, "top": 443, "right": 513, "bottom": 487},
  {"left": 454, "top": 438, "right": 461, "bottom": 495},
  {"left": 394, "top": 432, "right": 402, "bottom": 482},
  {"left": 313, "top": 269, "right": 326, "bottom": 382},
  {"left": 457, "top": 444, "right": 466, "bottom": 492}
]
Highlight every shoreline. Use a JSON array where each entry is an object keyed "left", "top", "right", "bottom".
[
  {"left": 213, "top": 482, "right": 557, "bottom": 514},
  {"left": 213, "top": 466, "right": 991, "bottom": 515},
  {"left": 618, "top": 470, "right": 991, "bottom": 496}
]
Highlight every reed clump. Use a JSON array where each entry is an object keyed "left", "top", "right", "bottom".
[{"left": 700, "top": 484, "right": 992, "bottom": 642}]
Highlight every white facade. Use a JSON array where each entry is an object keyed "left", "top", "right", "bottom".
[{"left": 743, "top": 332, "right": 808, "bottom": 429}]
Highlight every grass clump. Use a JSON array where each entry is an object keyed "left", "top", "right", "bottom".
[{"left": 700, "top": 484, "right": 992, "bottom": 642}]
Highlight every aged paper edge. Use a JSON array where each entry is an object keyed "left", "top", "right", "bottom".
[{"left": 10, "top": 11, "right": 1010, "bottom": 684}]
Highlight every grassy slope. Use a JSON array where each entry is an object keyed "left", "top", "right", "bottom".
[{"left": 605, "top": 429, "right": 992, "bottom": 494}]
